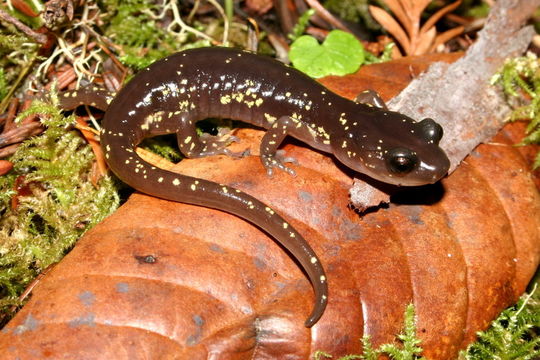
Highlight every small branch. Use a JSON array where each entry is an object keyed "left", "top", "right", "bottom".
[
  {"left": 350, "top": 0, "right": 540, "bottom": 209},
  {"left": 303, "top": 0, "right": 351, "bottom": 34},
  {"left": 388, "top": 0, "right": 539, "bottom": 172},
  {"left": 0, "top": 9, "right": 47, "bottom": 44}
]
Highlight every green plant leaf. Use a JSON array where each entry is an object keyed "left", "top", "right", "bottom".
[{"left": 289, "top": 30, "right": 365, "bottom": 78}]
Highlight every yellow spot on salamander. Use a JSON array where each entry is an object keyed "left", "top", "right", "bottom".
[
  {"left": 320, "top": 275, "right": 326, "bottom": 282},
  {"left": 158, "top": 177, "right": 164, "bottom": 183},
  {"left": 184, "top": 136, "right": 192, "bottom": 144},
  {"left": 220, "top": 95, "right": 231, "bottom": 104},
  {"left": 264, "top": 113, "right": 277, "bottom": 124},
  {"left": 231, "top": 92, "right": 244, "bottom": 102},
  {"left": 291, "top": 112, "right": 302, "bottom": 120},
  {"left": 172, "top": 178, "right": 180, "bottom": 186},
  {"left": 311, "top": 257, "right": 317, "bottom": 264},
  {"left": 255, "top": 98, "right": 264, "bottom": 107},
  {"left": 283, "top": 222, "right": 288, "bottom": 229},
  {"left": 289, "top": 232, "right": 295, "bottom": 238},
  {"left": 179, "top": 100, "right": 190, "bottom": 111}
]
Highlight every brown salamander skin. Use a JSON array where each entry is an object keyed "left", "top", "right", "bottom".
[{"left": 60, "top": 47, "right": 450, "bottom": 327}]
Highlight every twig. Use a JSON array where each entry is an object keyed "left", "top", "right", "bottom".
[
  {"left": 0, "top": 8, "right": 47, "bottom": 44},
  {"left": 350, "top": 0, "right": 540, "bottom": 209},
  {"left": 303, "top": 0, "right": 351, "bottom": 34}
]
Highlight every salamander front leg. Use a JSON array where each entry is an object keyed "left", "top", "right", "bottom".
[
  {"left": 260, "top": 116, "right": 298, "bottom": 176},
  {"left": 355, "top": 89, "right": 388, "bottom": 110}
]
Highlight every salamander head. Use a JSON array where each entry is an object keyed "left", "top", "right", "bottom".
[{"left": 332, "top": 110, "right": 450, "bottom": 186}]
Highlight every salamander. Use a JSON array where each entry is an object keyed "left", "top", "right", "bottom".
[{"left": 59, "top": 47, "right": 450, "bottom": 327}]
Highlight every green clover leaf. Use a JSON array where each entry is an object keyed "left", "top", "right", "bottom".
[{"left": 289, "top": 30, "right": 365, "bottom": 78}]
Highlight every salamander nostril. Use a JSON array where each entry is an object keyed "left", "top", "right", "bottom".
[{"left": 419, "top": 118, "right": 443, "bottom": 144}]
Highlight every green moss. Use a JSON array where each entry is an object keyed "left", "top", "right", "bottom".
[
  {"left": 0, "top": 68, "right": 7, "bottom": 101},
  {"left": 99, "top": 0, "right": 212, "bottom": 70},
  {"left": 0, "top": 97, "right": 119, "bottom": 323},
  {"left": 140, "top": 135, "right": 183, "bottom": 163},
  {"left": 288, "top": 9, "right": 316, "bottom": 42},
  {"left": 460, "top": 284, "right": 540, "bottom": 359},
  {"left": 314, "top": 304, "right": 426, "bottom": 360},
  {"left": 100, "top": 0, "right": 176, "bottom": 69},
  {"left": 323, "top": 0, "right": 381, "bottom": 32},
  {"left": 491, "top": 52, "right": 540, "bottom": 168}
]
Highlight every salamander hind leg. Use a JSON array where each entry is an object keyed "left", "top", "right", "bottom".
[
  {"left": 199, "top": 128, "right": 248, "bottom": 158},
  {"left": 260, "top": 116, "right": 298, "bottom": 176},
  {"left": 177, "top": 120, "right": 244, "bottom": 159},
  {"left": 176, "top": 118, "right": 246, "bottom": 158}
]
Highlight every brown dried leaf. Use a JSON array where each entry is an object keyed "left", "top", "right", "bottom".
[
  {"left": 245, "top": 0, "right": 273, "bottom": 15},
  {"left": 0, "top": 56, "right": 538, "bottom": 360},
  {"left": 420, "top": 0, "right": 462, "bottom": 35},
  {"left": 379, "top": 0, "right": 413, "bottom": 36},
  {"left": 369, "top": 5, "right": 410, "bottom": 54},
  {"left": 431, "top": 25, "right": 465, "bottom": 52},
  {"left": 372, "top": 0, "right": 462, "bottom": 55},
  {"left": 415, "top": 26, "right": 436, "bottom": 55}
]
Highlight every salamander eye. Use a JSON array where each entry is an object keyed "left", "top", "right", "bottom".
[
  {"left": 419, "top": 118, "right": 443, "bottom": 144},
  {"left": 386, "top": 148, "right": 418, "bottom": 176}
]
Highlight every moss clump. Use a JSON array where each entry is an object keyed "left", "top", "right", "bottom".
[
  {"left": 0, "top": 96, "right": 119, "bottom": 324},
  {"left": 492, "top": 52, "right": 540, "bottom": 168},
  {"left": 314, "top": 304, "right": 426, "bottom": 360},
  {"left": 460, "top": 285, "right": 540, "bottom": 359}
]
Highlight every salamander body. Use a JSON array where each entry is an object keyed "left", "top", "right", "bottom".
[{"left": 61, "top": 47, "right": 450, "bottom": 327}]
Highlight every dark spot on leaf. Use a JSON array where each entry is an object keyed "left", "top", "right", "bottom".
[
  {"left": 298, "top": 190, "right": 313, "bottom": 202},
  {"left": 186, "top": 315, "right": 204, "bottom": 346},
  {"left": 192, "top": 314, "right": 204, "bottom": 327},
  {"left": 134, "top": 254, "right": 157, "bottom": 264},
  {"left": 209, "top": 243, "right": 225, "bottom": 253},
  {"left": 116, "top": 282, "right": 129, "bottom": 293},
  {"left": 68, "top": 313, "right": 96, "bottom": 328},
  {"left": 13, "top": 314, "right": 39, "bottom": 334},
  {"left": 78, "top": 291, "right": 96, "bottom": 306},
  {"left": 246, "top": 279, "right": 256, "bottom": 290},
  {"left": 253, "top": 257, "right": 266, "bottom": 270}
]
